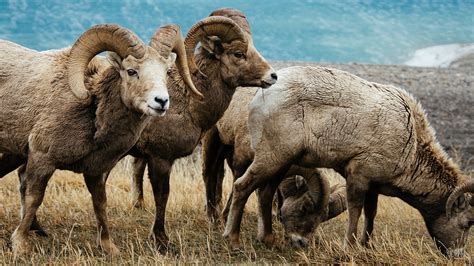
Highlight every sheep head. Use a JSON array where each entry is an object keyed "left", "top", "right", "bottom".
[
  {"left": 185, "top": 8, "right": 277, "bottom": 89},
  {"left": 67, "top": 24, "right": 198, "bottom": 116},
  {"left": 427, "top": 180, "right": 473, "bottom": 258},
  {"left": 278, "top": 172, "right": 330, "bottom": 248}
]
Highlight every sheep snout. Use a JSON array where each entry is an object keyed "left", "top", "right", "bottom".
[
  {"left": 286, "top": 233, "right": 309, "bottom": 248},
  {"left": 145, "top": 91, "right": 169, "bottom": 117},
  {"left": 261, "top": 69, "right": 278, "bottom": 88}
]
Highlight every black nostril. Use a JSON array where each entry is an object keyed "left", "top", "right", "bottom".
[
  {"left": 154, "top": 97, "right": 168, "bottom": 106},
  {"left": 271, "top": 72, "right": 278, "bottom": 80}
]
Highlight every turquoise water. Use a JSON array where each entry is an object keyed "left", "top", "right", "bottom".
[{"left": 1, "top": 0, "right": 473, "bottom": 64}]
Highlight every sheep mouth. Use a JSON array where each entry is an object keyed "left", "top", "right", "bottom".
[
  {"left": 261, "top": 80, "right": 273, "bottom": 88},
  {"left": 147, "top": 105, "right": 167, "bottom": 117}
]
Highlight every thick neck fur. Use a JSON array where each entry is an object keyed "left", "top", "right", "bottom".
[
  {"left": 84, "top": 63, "right": 147, "bottom": 144},
  {"left": 168, "top": 48, "right": 236, "bottom": 132},
  {"left": 394, "top": 96, "right": 466, "bottom": 217}
]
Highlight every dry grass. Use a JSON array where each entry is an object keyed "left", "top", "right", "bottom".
[{"left": 0, "top": 152, "right": 472, "bottom": 264}]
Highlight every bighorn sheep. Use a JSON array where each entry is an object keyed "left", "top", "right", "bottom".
[
  {"left": 0, "top": 24, "right": 199, "bottom": 254},
  {"left": 127, "top": 8, "right": 277, "bottom": 248},
  {"left": 224, "top": 66, "right": 473, "bottom": 258},
  {"left": 277, "top": 174, "right": 347, "bottom": 247},
  {"left": 201, "top": 88, "right": 346, "bottom": 246}
]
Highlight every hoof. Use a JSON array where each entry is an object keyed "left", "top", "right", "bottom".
[
  {"left": 149, "top": 232, "right": 173, "bottom": 253},
  {"left": 343, "top": 237, "right": 357, "bottom": 250},
  {"left": 206, "top": 205, "right": 221, "bottom": 226},
  {"left": 157, "top": 241, "right": 179, "bottom": 255},
  {"left": 32, "top": 229, "right": 48, "bottom": 237},
  {"left": 100, "top": 240, "right": 120, "bottom": 255},
  {"left": 361, "top": 239, "right": 375, "bottom": 249},
  {"left": 230, "top": 238, "right": 241, "bottom": 250},
  {"left": 11, "top": 231, "right": 31, "bottom": 255},
  {"left": 149, "top": 233, "right": 179, "bottom": 255},
  {"left": 224, "top": 233, "right": 241, "bottom": 250},
  {"left": 258, "top": 234, "right": 275, "bottom": 248},
  {"left": 30, "top": 217, "right": 48, "bottom": 237}
]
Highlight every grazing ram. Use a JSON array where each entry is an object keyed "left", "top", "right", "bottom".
[
  {"left": 224, "top": 66, "right": 473, "bottom": 258},
  {"left": 0, "top": 24, "right": 199, "bottom": 254},
  {"left": 201, "top": 88, "right": 347, "bottom": 247},
  {"left": 127, "top": 8, "right": 277, "bottom": 248}
]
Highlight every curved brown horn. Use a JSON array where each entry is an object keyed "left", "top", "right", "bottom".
[
  {"left": 446, "top": 180, "right": 474, "bottom": 217},
  {"left": 68, "top": 24, "right": 146, "bottom": 102},
  {"left": 324, "top": 184, "right": 347, "bottom": 221},
  {"left": 209, "top": 8, "right": 251, "bottom": 34},
  {"left": 307, "top": 169, "right": 331, "bottom": 214},
  {"left": 184, "top": 16, "right": 247, "bottom": 75},
  {"left": 150, "top": 24, "right": 203, "bottom": 100}
]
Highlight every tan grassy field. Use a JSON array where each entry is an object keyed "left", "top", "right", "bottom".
[{"left": 0, "top": 152, "right": 472, "bottom": 264}]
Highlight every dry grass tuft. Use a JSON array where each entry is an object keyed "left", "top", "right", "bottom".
[{"left": 0, "top": 152, "right": 472, "bottom": 264}]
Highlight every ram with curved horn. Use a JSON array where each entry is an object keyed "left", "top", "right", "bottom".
[
  {"left": 223, "top": 66, "right": 473, "bottom": 259},
  {"left": 0, "top": 23, "right": 197, "bottom": 255},
  {"left": 126, "top": 8, "right": 277, "bottom": 249}
]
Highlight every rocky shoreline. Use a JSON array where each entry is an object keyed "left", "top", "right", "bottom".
[{"left": 269, "top": 61, "right": 474, "bottom": 171}]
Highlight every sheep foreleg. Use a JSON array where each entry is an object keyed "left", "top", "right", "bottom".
[
  {"left": 84, "top": 172, "right": 119, "bottom": 255},
  {"left": 148, "top": 157, "right": 173, "bottom": 251},
  {"left": 257, "top": 179, "right": 282, "bottom": 247}
]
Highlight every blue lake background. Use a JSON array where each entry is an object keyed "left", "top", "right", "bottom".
[{"left": 1, "top": 0, "right": 473, "bottom": 64}]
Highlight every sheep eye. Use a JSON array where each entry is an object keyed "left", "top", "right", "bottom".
[
  {"left": 233, "top": 52, "right": 246, "bottom": 59},
  {"left": 127, "top": 69, "right": 138, "bottom": 76}
]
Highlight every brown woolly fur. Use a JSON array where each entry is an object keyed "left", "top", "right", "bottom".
[
  {"left": 224, "top": 66, "right": 473, "bottom": 258},
  {"left": 127, "top": 8, "right": 277, "bottom": 248},
  {"left": 0, "top": 23, "right": 192, "bottom": 255}
]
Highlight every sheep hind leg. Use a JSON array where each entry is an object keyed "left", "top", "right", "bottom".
[
  {"left": 361, "top": 191, "right": 378, "bottom": 247},
  {"left": 17, "top": 164, "right": 48, "bottom": 237},
  {"left": 84, "top": 173, "right": 119, "bottom": 255},
  {"left": 12, "top": 156, "right": 54, "bottom": 255},
  {"left": 130, "top": 157, "right": 146, "bottom": 209},
  {"left": 344, "top": 174, "right": 369, "bottom": 249},
  {"left": 221, "top": 155, "right": 250, "bottom": 224},
  {"left": 257, "top": 178, "right": 283, "bottom": 247},
  {"left": 223, "top": 158, "right": 290, "bottom": 250},
  {"left": 201, "top": 128, "right": 229, "bottom": 223}
]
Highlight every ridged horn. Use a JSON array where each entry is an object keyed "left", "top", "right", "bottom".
[
  {"left": 307, "top": 169, "right": 331, "bottom": 214},
  {"left": 324, "top": 184, "right": 347, "bottom": 221},
  {"left": 68, "top": 24, "right": 146, "bottom": 102},
  {"left": 209, "top": 8, "right": 251, "bottom": 35},
  {"left": 150, "top": 24, "right": 203, "bottom": 100},
  {"left": 446, "top": 180, "right": 474, "bottom": 217},
  {"left": 184, "top": 16, "right": 247, "bottom": 75}
]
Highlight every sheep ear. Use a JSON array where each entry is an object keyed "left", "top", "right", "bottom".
[
  {"left": 107, "top": 52, "right": 123, "bottom": 70},
  {"left": 295, "top": 175, "right": 305, "bottom": 190},
  {"left": 166, "top": 52, "right": 177, "bottom": 68},
  {"left": 200, "top": 36, "right": 224, "bottom": 58}
]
